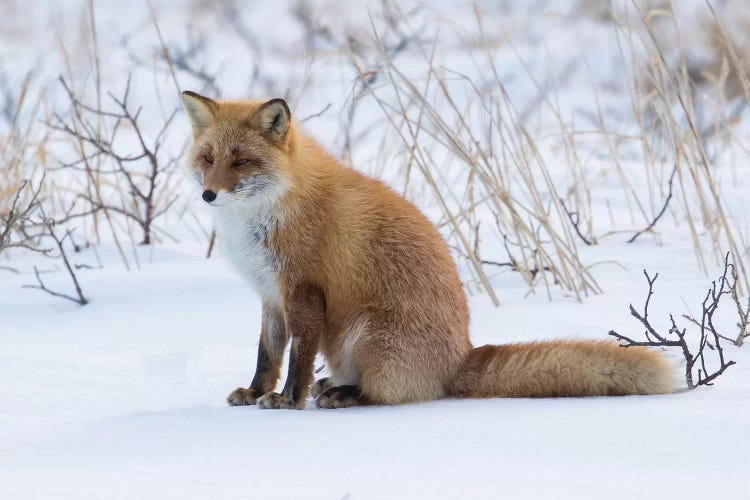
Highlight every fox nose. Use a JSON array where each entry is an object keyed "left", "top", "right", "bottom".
[{"left": 202, "top": 190, "right": 217, "bottom": 203}]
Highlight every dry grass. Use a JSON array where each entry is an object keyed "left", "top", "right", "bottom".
[
  {"left": 607, "top": 0, "right": 750, "bottom": 292},
  {"left": 2, "top": 0, "right": 749, "bottom": 308},
  {"left": 0, "top": 71, "right": 50, "bottom": 275},
  {"left": 342, "top": 4, "right": 610, "bottom": 304},
  {"left": 0, "top": 73, "right": 47, "bottom": 213},
  {"left": 328, "top": 0, "right": 750, "bottom": 303}
]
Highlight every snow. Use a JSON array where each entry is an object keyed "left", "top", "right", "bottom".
[
  {"left": 2, "top": 241, "right": 749, "bottom": 499},
  {"left": 2, "top": 0, "right": 750, "bottom": 498}
]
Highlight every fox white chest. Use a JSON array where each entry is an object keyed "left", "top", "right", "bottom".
[{"left": 213, "top": 205, "right": 282, "bottom": 307}]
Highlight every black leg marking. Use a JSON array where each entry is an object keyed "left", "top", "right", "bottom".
[
  {"left": 256, "top": 342, "right": 313, "bottom": 410},
  {"left": 228, "top": 303, "right": 287, "bottom": 407},
  {"left": 227, "top": 342, "right": 275, "bottom": 406},
  {"left": 249, "top": 342, "right": 273, "bottom": 393},
  {"left": 284, "top": 343, "right": 303, "bottom": 402}
]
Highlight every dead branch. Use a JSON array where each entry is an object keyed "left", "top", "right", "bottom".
[
  {"left": 627, "top": 165, "right": 677, "bottom": 244},
  {"left": 22, "top": 221, "right": 88, "bottom": 306},
  {"left": 478, "top": 233, "right": 554, "bottom": 282},
  {"left": 459, "top": 221, "right": 555, "bottom": 284},
  {"left": 559, "top": 197, "right": 595, "bottom": 246},
  {"left": 608, "top": 255, "right": 737, "bottom": 389},
  {"left": 681, "top": 254, "right": 750, "bottom": 348}
]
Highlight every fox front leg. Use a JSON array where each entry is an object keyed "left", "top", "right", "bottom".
[
  {"left": 227, "top": 302, "right": 288, "bottom": 406},
  {"left": 257, "top": 285, "right": 325, "bottom": 410}
]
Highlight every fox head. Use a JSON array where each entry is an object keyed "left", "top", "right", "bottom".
[{"left": 181, "top": 91, "right": 294, "bottom": 207}]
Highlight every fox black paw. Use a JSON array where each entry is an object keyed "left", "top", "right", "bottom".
[{"left": 316, "top": 385, "right": 362, "bottom": 409}]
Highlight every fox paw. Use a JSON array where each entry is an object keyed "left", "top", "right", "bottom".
[
  {"left": 310, "top": 377, "right": 333, "bottom": 398},
  {"left": 227, "top": 387, "right": 261, "bottom": 406},
  {"left": 256, "top": 391, "right": 303, "bottom": 410},
  {"left": 316, "top": 386, "right": 362, "bottom": 409}
]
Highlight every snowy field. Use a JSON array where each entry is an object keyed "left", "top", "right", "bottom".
[
  {"left": 3, "top": 243, "right": 749, "bottom": 499},
  {"left": 2, "top": 1, "right": 750, "bottom": 499}
]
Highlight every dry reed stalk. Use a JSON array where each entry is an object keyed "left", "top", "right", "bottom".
[{"left": 356, "top": 5, "right": 602, "bottom": 302}]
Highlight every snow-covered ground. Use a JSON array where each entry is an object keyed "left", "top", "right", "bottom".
[
  {"left": 2, "top": 1, "right": 750, "bottom": 498},
  {"left": 2, "top": 241, "right": 749, "bottom": 499}
]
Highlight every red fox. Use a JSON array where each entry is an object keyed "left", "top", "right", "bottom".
[{"left": 181, "top": 91, "right": 675, "bottom": 409}]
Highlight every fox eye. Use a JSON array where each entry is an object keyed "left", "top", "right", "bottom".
[
  {"left": 203, "top": 155, "right": 213, "bottom": 164},
  {"left": 233, "top": 159, "right": 249, "bottom": 167}
]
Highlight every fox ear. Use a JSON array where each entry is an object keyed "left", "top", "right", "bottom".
[
  {"left": 255, "top": 98, "right": 291, "bottom": 142},
  {"left": 181, "top": 91, "right": 217, "bottom": 137}
]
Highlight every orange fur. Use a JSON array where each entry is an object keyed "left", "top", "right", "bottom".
[
  {"left": 450, "top": 341, "right": 675, "bottom": 398},
  {"left": 182, "top": 91, "right": 676, "bottom": 408}
]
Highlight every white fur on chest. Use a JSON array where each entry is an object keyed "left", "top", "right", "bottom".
[{"left": 214, "top": 204, "right": 282, "bottom": 307}]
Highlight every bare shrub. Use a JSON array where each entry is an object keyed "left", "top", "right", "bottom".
[
  {"left": 50, "top": 76, "right": 183, "bottom": 247},
  {"left": 608, "top": 254, "right": 739, "bottom": 389},
  {"left": 1, "top": 177, "right": 89, "bottom": 305}
]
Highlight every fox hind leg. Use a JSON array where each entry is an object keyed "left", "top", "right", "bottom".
[
  {"left": 310, "top": 377, "right": 334, "bottom": 398},
  {"left": 355, "top": 324, "right": 463, "bottom": 406},
  {"left": 315, "top": 385, "right": 364, "bottom": 409}
]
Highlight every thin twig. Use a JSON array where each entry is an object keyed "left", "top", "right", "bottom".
[
  {"left": 559, "top": 197, "right": 594, "bottom": 246},
  {"left": 23, "top": 223, "right": 88, "bottom": 306},
  {"left": 627, "top": 165, "right": 677, "bottom": 244}
]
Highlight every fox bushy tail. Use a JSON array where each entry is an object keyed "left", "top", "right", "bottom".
[{"left": 449, "top": 340, "right": 676, "bottom": 398}]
